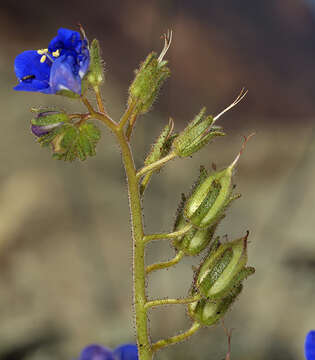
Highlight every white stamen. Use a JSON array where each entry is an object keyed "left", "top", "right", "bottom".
[
  {"left": 79, "top": 69, "right": 85, "bottom": 79},
  {"left": 158, "top": 29, "right": 173, "bottom": 63},
  {"left": 213, "top": 88, "right": 248, "bottom": 123}
]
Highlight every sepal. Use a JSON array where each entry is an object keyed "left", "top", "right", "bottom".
[
  {"left": 143, "top": 118, "right": 176, "bottom": 166},
  {"left": 30, "top": 110, "right": 70, "bottom": 137},
  {"left": 173, "top": 107, "right": 225, "bottom": 157},
  {"left": 140, "top": 119, "right": 177, "bottom": 195}
]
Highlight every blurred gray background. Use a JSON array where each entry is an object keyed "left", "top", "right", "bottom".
[{"left": 1, "top": 0, "right": 315, "bottom": 359}]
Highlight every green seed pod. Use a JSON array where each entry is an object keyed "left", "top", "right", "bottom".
[
  {"left": 172, "top": 191, "right": 223, "bottom": 255},
  {"left": 196, "top": 233, "right": 255, "bottom": 299},
  {"left": 184, "top": 154, "right": 242, "bottom": 228},
  {"left": 87, "top": 39, "right": 105, "bottom": 87},
  {"left": 173, "top": 217, "right": 219, "bottom": 256},
  {"left": 188, "top": 285, "right": 243, "bottom": 326},
  {"left": 173, "top": 107, "right": 225, "bottom": 157}
]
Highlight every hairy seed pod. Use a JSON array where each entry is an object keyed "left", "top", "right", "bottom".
[
  {"left": 188, "top": 285, "right": 243, "bottom": 326},
  {"left": 173, "top": 107, "right": 225, "bottom": 157},
  {"left": 184, "top": 148, "right": 245, "bottom": 228},
  {"left": 196, "top": 233, "right": 255, "bottom": 299}
]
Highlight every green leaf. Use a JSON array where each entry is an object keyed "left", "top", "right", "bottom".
[{"left": 35, "top": 121, "right": 101, "bottom": 162}]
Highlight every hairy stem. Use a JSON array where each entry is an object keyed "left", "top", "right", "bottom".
[
  {"left": 136, "top": 151, "right": 177, "bottom": 179},
  {"left": 82, "top": 97, "right": 152, "bottom": 360},
  {"left": 94, "top": 86, "right": 106, "bottom": 114},
  {"left": 146, "top": 250, "right": 185, "bottom": 274},
  {"left": 152, "top": 322, "right": 201, "bottom": 352},
  {"left": 145, "top": 294, "right": 201, "bottom": 309},
  {"left": 126, "top": 111, "right": 138, "bottom": 140},
  {"left": 119, "top": 100, "right": 138, "bottom": 131},
  {"left": 143, "top": 224, "right": 192, "bottom": 244},
  {"left": 115, "top": 130, "right": 152, "bottom": 360},
  {"left": 80, "top": 96, "right": 117, "bottom": 131}
]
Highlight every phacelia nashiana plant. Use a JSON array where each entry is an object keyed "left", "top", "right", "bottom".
[{"left": 14, "top": 27, "right": 255, "bottom": 360}]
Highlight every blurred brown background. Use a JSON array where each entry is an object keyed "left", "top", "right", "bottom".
[{"left": 0, "top": 0, "right": 315, "bottom": 359}]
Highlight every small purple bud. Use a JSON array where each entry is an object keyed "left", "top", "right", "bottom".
[
  {"left": 31, "top": 123, "right": 63, "bottom": 137},
  {"left": 79, "top": 345, "right": 115, "bottom": 360}
]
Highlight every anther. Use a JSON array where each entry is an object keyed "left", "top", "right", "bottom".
[
  {"left": 40, "top": 55, "right": 47, "bottom": 63},
  {"left": 37, "top": 48, "right": 48, "bottom": 55},
  {"left": 52, "top": 49, "right": 60, "bottom": 57}
]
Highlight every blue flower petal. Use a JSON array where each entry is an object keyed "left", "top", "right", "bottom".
[
  {"left": 113, "top": 344, "right": 138, "bottom": 360},
  {"left": 79, "top": 345, "right": 115, "bottom": 360},
  {"left": 14, "top": 28, "right": 90, "bottom": 95},
  {"left": 49, "top": 55, "right": 82, "bottom": 94},
  {"left": 305, "top": 330, "right": 315, "bottom": 360},
  {"left": 14, "top": 50, "right": 52, "bottom": 93},
  {"left": 49, "top": 28, "right": 81, "bottom": 51}
]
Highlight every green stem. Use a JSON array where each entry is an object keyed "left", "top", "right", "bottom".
[
  {"left": 143, "top": 224, "right": 192, "bottom": 244},
  {"left": 115, "top": 130, "right": 152, "bottom": 360},
  {"left": 82, "top": 97, "right": 151, "bottom": 360},
  {"left": 152, "top": 322, "right": 201, "bottom": 352},
  {"left": 126, "top": 111, "right": 139, "bottom": 140},
  {"left": 145, "top": 294, "right": 201, "bottom": 309},
  {"left": 118, "top": 100, "right": 138, "bottom": 131},
  {"left": 80, "top": 96, "right": 117, "bottom": 131},
  {"left": 93, "top": 86, "right": 106, "bottom": 114},
  {"left": 136, "top": 151, "right": 177, "bottom": 179},
  {"left": 146, "top": 250, "right": 185, "bottom": 274},
  {"left": 139, "top": 172, "right": 152, "bottom": 197}
]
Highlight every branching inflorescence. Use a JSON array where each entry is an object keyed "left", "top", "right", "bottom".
[{"left": 14, "top": 27, "right": 255, "bottom": 360}]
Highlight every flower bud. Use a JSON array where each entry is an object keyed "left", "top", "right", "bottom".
[
  {"left": 140, "top": 118, "right": 177, "bottom": 195},
  {"left": 173, "top": 107, "right": 225, "bottom": 157},
  {"left": 30, "top": 110, "right": 69, "bottom": 137},
  {"left": 188, "top": 285, "right": 242, "bottom": 326},
  {"left": 143, "top": 118, "right": 176, "bottom": 166},
  {"left": 196, "top": 233, "right": 255, "bottom": 299},
  {"left": 87, "top": 39, "right": 104, "bottom": 87},
  {"left": 128, "top": 31, "right": 172, "bottom": 114},
  {"left": 128, "top": 52, "right": 170, "bottom": 114}
]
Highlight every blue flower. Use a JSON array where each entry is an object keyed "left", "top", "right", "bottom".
[
  {"left": 305, "top": 330, "right": 315, "bottom": 360},
  {"left": 14, "top": 28, "right": 90, "bottom": 95},
  {"left": 78, "top": 344, "right": 138, "bottom": 360}
]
